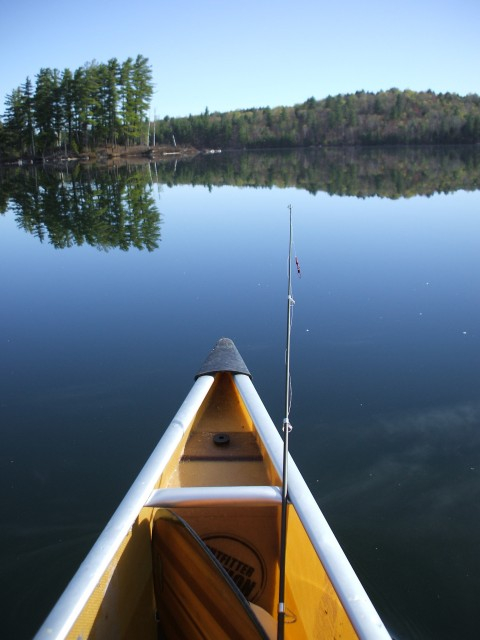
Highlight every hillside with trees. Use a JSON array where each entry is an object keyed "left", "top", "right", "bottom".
[
  {"left": 0, "top": 55, "right": 153, "bottom": 160},
  {"left": 2, "top": 62, "right": 480, "bottom": 162},
  {"left": 156, "top": 89, "right": 480, "bottom": 149}
]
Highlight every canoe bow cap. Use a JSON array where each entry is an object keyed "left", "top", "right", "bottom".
[{"left": 195, "top": 338, "right": 251, "bottom": 379}]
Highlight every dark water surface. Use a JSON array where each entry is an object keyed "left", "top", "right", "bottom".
[{"left": 1, "top": 149, "right": 480, "bottom": 639}]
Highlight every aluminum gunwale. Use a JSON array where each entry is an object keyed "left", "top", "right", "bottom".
[
  {"left": 234, "top": 373, "right": 391, "bottom": 640},
  {"left": 145, "top": 485, "right": 282, "bottom": 507},
  {"left": 34, "top": 374, "right": 214, "bottom": 640}
]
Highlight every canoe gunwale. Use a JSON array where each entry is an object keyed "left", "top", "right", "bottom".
[
  {"left": 234, "top": 373, "right": 390, "bottom": 640},
  {"left": 34, "top": 374, "right": 214, "bottom": 640}
]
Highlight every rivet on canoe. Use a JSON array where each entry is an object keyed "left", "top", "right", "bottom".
[{"left": 213, "top": 433, "right": 230, "bottom": 446}]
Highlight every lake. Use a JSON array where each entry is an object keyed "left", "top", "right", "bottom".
[{"left": 1, "top": 147, "right": 480, "bottom": 639}]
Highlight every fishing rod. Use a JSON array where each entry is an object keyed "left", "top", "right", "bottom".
[{"left": 277, "top": 204, "right": 295, "bottom": 640}]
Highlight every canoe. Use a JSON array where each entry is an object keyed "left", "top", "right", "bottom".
[{"left": 35, "top": 338, "right": 390, "bottom": 640}]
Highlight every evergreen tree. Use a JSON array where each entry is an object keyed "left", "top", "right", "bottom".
[
  {"left": 60, "top": 68, "right": 75, "bottom": 150},
  {"left": 72, "top": 63, "right": 101, "bottom": 149},
  {"left": 119, "top": 57, "right": 134, "bottom": 144},
  {"left": 0, "top": 120, "right": 6, "bottom": 157},
  {"left": 34, "top": 68, "right": 64, "bottom": 151},
  {"left": 128, "top": 55, "right": 154, "bottom": 144},
  {"left": 22, "top": 77, "right": 36, "bottom": 156},
  {"left": 3, "top": 87, "right": 27, "bottom": 153},
  {"left": 105, "top": 58, "right": 120, "bottom": 144},
  {"left": 93, "top": 62, "right": 111, "bottom": 143}
]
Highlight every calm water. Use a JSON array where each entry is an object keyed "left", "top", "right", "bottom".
[{"left": 1, "top": 150, "right": 480, "bottom": 639}]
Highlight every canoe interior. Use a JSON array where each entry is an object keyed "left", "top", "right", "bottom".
[
  {"left": 46, "top": 372, "right": 360, "bottom": 639},
  {"left": 165, "top": 373, "right": 279, "bottom": 488},
  {"left": 152, "top": 508, "right": 269, "bottom": 639}
]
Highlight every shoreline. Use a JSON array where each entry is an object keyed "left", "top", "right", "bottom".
[{"left": 1, "top": 144, "right": 200, "bottom": 167}]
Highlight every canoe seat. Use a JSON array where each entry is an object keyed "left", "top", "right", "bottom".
[
  {"left": 151, "top": 507, "right": 275, "bottom": 639},
  {"left": 145, "top": 485, "right": 282, "bottom": 508},
  {"left": 148, "top": 486, "right": 282, "bottom": 616}
]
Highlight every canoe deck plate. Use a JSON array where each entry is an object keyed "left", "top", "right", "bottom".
[{"left": 182, "top": 431, "right": 263, "bottom": 462}]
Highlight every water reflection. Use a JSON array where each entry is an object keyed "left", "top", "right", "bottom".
[
  {"left": 1, "top": 146, "right": 479, "bottom": 250},
  {"left": 313, "top": 399, "right": 480, "bottom": 640},
  {"left": 316, "top": 399, "right": 480, "bottom": 521},
  {"left": 0, "top": 164, "right": 161, "bottom": 251},
  {"left": 153, "top": 145, "right": 480, "bottom": 197}
]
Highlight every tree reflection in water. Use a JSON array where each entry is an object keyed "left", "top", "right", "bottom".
[
  {"left": 1, "top": 145, "right": 479, "bottom": 249},
  {"left": 0, "top": 163, "right": 161, "bottom": 251}
]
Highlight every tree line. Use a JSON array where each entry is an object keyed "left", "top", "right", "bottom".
[
  {"left": 3, "top": 77, "right": 480, "bottom": 161},
  {"left": 156, "top": 89, "right": 480, "bottom": 148},
  {"left": 0, "top": 55, "right": 153, "bottom": 159}
]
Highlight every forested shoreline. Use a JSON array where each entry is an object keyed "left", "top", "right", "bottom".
[
  {"left": 158, "top": 90, "right": 480, "bottom": 149},
  {"left": 1, "top": 54, "right": 480, "bottom": 162}
]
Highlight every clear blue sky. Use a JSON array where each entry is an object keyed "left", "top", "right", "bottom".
[{"left": 1, "top": 0, "right": 479, "bottom": 119}]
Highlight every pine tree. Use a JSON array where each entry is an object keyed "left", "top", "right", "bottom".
[
  {"left": 3, "top": 87, "right": 27, "bottom": 153},
  {"left": 119, "top": 57, "right": 134, "bottom": 144},
  {"left": 34, "top": 68, "right": 61, "bottom": 151},
  {"left": 22, "top": 77, "right": 36, "bottom": 156},
  {"left": 72, "top": 63, "right": 100, "bottom": 149},
  {"left": 131, "top": 55, "right": 154, "bottom": 144},
  {"left": 60, "top": 68, "right": 75, "bottom": 150},
  {"left": 106, "top": 58, "right": 120, "bottom": 144}
]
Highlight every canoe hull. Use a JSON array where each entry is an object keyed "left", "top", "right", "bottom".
[{"left": 35, "top": 341, "right": 390, "bottom": 640}]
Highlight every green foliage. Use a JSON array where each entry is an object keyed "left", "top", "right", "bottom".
[
  {"left": 154, "top": 89, "right": 480, "bottom": 149},
  {"left": 0, "top": 55, "right": 154, "bottom": 158},
  {"left": 2, "top": 78, "right": 37, "bottom": 157},
  {"left": 3, "top": 81, "right": 480, "bottom": 160},
  {"left": 32, "top": 68, "right": 64, "bottom": 152}
]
